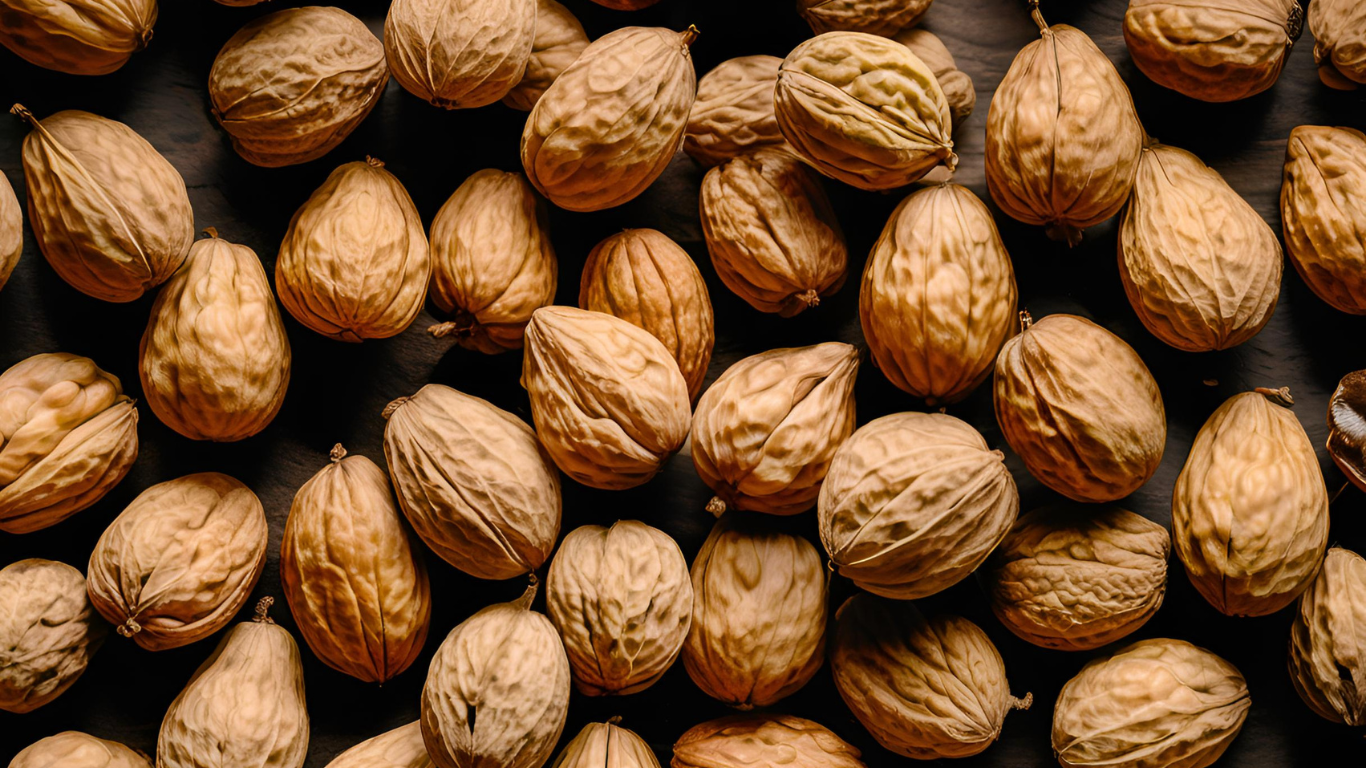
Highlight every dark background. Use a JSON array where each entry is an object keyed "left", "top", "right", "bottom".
[{"left": 2, "top": 0, "right": 1365, "bottom": 765}]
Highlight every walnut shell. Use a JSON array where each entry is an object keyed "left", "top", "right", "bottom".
[
  {"left": 281, "top": 445, "right": 431, "bottom": 684},
  {"left": 385, "top": 0, "right": 536, "bottom": 109},
  {"left": 13, "top": 105, "right": 193, "bottom": 303},
  {"left": 382, "top": 384, "right": 561, "bottom": 580},
  {"left": 1289, "top": 547, "right": 1366, "bottom": 726},
  {"left": 427, "top": 169, "right": 556, "bottom": 354},
  {"left": 892, "top": 29, "right": 975, "bottom": 130},
  {"left": 1310, "top": 0, "right": 1366, "bottom": 89},
  {"left": 552, "top": 721, "right": 661, "bottom": 768},
  {"left": 0, "top": 170, "right": 20, "bottom": 293},
  {"left": 671, "top": 714, "right": 865, "bottom": 768},
  {"left": 1173, "top": 389, "right": 1329, "bottom": 617},
  {"left": 832, "top": 595, "right": 1029, "bottom": 759},
  {"left": 1329, "top": 370, "right": 1366, "bottom": 492},
  {"left": 276, "top": 158, "right": 431, "bottom": 342},
  {"left": 1053, "top": 638, "right": 1250, "bottom": 768},
  {"left": 0, "top": 352, "right": 138, "bottom": 535},
  {"left": 502, "top": 0, "right": 590, "bottom": 112},
  {"left": 1281, "top": 125, "right": 1366, "bottom": 314},
  {"left": 0, "top": 0, "right": 155, "bottom": 75},
  {"left": 0, "top": 559, "right": 106, "bottom": 714},
  {"left": 984, "top": 504, "right": 1170, "bottom": 651},
  {"left": 522, "top": 25, "right": 698, "bottom": 212},
  {"left": 685, "top": 55, "right": 794, "bottom": 167},
  {"left": 861, "top": 183, "right": 1016, "bottom": 405},
  {"left": 700, "top": 149, "right": 847, "bottom": 316},
  {"left": 9, "top": 732, "right": 149, "bottom": 768},
  {"left": 994, "top": 313, "right": 1166, "bottom": 502},
  {"left": 797, "top": 0, "right": 932, "bottom": 36},
  {"left": 86, "top": 472, "right": 268, "bottom": 651},
  {"left": 139, "top": 230, "right": 292, "bottom": 442},
  {"left": 682, "top": 514, "right": 827, "bottom": 710},
  {"left": 208, "top": 7, "right": 387, "bottom": 167},
  {"left": 692, "top": 343, "right": 858, "bottom": 516},
  {"left": 522, "top": 306, "right": 691, "bottom": 490},
  {"left": 326, "top": 723, "right": 433, "bottom": 768},
  {"left": 819, "top": 412, "right": 1017, "bottom": 599},
  {"left": 775, "top": 31, "right": 955, "bottom": 190}
]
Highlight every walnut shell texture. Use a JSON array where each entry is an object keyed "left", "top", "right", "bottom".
[
  {"left": 502, "top": 0, "right": 590, "bottom": 112},
  {"left": 0, "top": 170, "right": 21, "bottom": 292},
  {"left": 671, "top": 713, "right": 865, "bottom": 768},
  {"left": 1288, "top": 547, "right": 1366, "bottom": 726},
  {"left": 0, "top": 559, "right": 107, "bottom": 714},
  {"left": 385, "top": 0, "right": 536, "bottom": 109},
  {"left": 685, "top": 55, "right": 793, "bottom": 167},
  {"left": 892, "top": 28, "right": 975, "bottom": 130},
  {"left": 0, "top": 0, "right": 156, "bottom": 75},
  {"left": 551, "top": 721, "right": 661, "bottom": 768},
  {"left": 797, "top": 0, "right": 933, "bottom": 36},
  {"left": 325, "top": 722, "right": 433, "bottom": 768},
  {"left": 1281, "top": 125, "right": 1366, "bottom": 314},
  {"left": 9, "top": 731, "right": 150, "bottom": 768},
  {"left": 1310, "top": 0, "right": 1366, "bottom": 89}
]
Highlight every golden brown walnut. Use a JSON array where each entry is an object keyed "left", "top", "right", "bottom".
[
  {"left": 0, "top": 353, "right": 138, "bottom": 535},
  {"left": 13, "top": 105, "right": 193, "bottom": 303},
  {"left": 1173, "top": 389, "right": 1329, "bottom": 617},
  {"left": 522, "top": 25, "right": 698, "bottom": 211},
  {"left": 503, "top": 0, "right": 590, "bottom": 112},
  {"left": 0, "top": 171, "right": 20, "bottom": 292},
  {"left": 580, "top": 229, "right": 714, "bottom": 402},
  {"left": 208, "top": 7, "right": 387, "bottom": 167},
  {"left": 819, "top": 412, "right": 1017, "bottom": 599},
  {"left": 280, "top": 445, "right": 431, "bottom": 684},
  {"left": 692, "top": 343, "right": 858, "bottom": 516},
  {"left": 994, "top": 313, "right": 1166, "bottom": 502},
  {"left": 276, "top": 158, "right": 430, "bottom": 342},
  {"left": 326, "top": 723, "right": 433, "bottom": 768},
  {"left": 1119, "top": 142, "right": 1282, "bottom": 351},
  {"left": 426, "top": 169, "right": 556, "bottom": 353},
  {"left": 832, "top": 595, "right": 1030, "bottom": 759},
  {"left": 892, "top": 29, "right": 975, "bottom": 130},
  {"left": 672, "top": 714, "right": 865, "bottom": 768},
  {"left": 1289, "top": 547, "right": 1366, "bottom": 726},
  {"left": 775, "top": 31, "right": 955, "bottom": 190},
  {"left": 1310, "top": 0, "right": 1366, "bottom": 89},
  {"left": 984, "top": 504, "right": 1170, "bottom": 651},
  {"left": 421, "top": 582, "right": 570, "bottom": 768},
  {"left": 522, "top": 306, "right": 691, "bottom": 490},
  {"left": 1053, "top": 638, "right": 1250, "bottom": 768},
  {"left": 682, "top": 514, "right": 827, "bottom": 710},
  {"left": 797, "top": 0, "right": 932, "bottom": 35},
  {"left": 0, "top": 559, "right": 106, "bottom": 714},
  {"left": 382, "top": 384, "right": 561, "bottom": 580},
  {"left": 158, "top": 598, "right": 309, "bottom": 768},
  {"left": 1329, "top": 370, "right": 1366, "bottom": 491},
  {"left": 0, "top": 0, "right": 155, "bottom": 75},
  {"left": 9, "top": 732, "right": 150, "bottom": 768},
  {"left": 985, "top": 7, "right": 1144, "bottom": 245},
  {"left": 385, "top": 0, "right": 536, "bottom": 109},
  {"left": 1281, "top": 125, "right": 1366, "bottom": 314},
  {"left": 139, "top": 230, "right": 291, "bottom": 442},
  {"left": 86, "top": 472, "right": 267, "bottom": 651},
  {"left": 700, "top": 149, "right": 847, "bottom": 316},
  {"left": 685, "top": 56, "right": 794, "bottom": 167},
  {"left": 552, "top": 721, "right": 660, "bottom": 768},
  {"left": 861, "top": 183, "right": 1016, "bottom": 405}
]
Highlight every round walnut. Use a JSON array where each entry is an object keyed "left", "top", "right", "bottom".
[
  {"left": 820, "top": 412, "right": 1017, "bottom": 600},
  {"left": 0, "top": 0, "right": 156, "bottom": 76},
  {"left": 672, "top": 714, "right": 865, "bottom": 768},
  {"left": 1289, "top": 547, "right": 1366, "bottom": 726},
  {"left": 1, "top": 169, "right": 21, "bottom": 293},
  {"left": 502, "top": 0, "right": 590, "bottom": 112},
  {"left": 9, "top": 732, "right": 150, "bottom": 768},
  {"left": 1053, "top": 638, "right": 1250, "bottom": 768},
  {"left": 1309, "top": 0, "right": 1366, "bottom": 90},
  {"left": 984, "top": 504, "right": 1170, "bottom": 651},
  {"left": 1281, "top": 125, "right": 1366, "bottom": 314},
  {"left": 325, "top": 722, "right": 433, "bottom": 768},
  {"left": 797, "top": 0, "right": 933, "bottom": 36},
  {"left": 892, "top": 29, "right": 975, "bottom": 130},
  {"left": 692, "top": 343, "right": 859, "bottom": 516},
  {"left": 685, "top": 55, "right": 793, "bottom": 167},
  {"left": 682, "top": 514, "right": 827, "bottom": 710},
  {"left": 0, "top": 559, "right": 107, "bottom": 714},
  {"left": 385, "top": 0, "right": 536, "bottom": 109},
  {"left": 553, "top": 721, "right": 660, "bottom": 768},
  {"left": 832, "top": 595, "right": 1030, "bottom": 759}
]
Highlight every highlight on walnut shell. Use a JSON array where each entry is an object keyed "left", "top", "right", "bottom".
[
  {"left": 831, "top": 594, "right": 1031, "bottom": 760},
  {"left": 325, "top": 722, "right": 433, "bottom": 768},
  {"left": 521, "top": 25, "right": 699, "bottom": 212},
  {"left": 685, "top": 55, "right": 794, "bottom": 167},
  {"left": 208, "top": 6, "right": 387, "bottom": 167},
  {"left": 691, "top": 343, "right": 858, "bottom": 516},
  {"left": 672, "top": 713, "right": 866, "bottom": 768},
  {"left": 0, "top": 170, "right": 20, "bottom": 293},
  {"left": 427, "top": 169, "right": 557, "bottom": 354},
  {"left": 1288, "top": 547, "right": 1366, "bottom": 726},
  {"left": 552, "top": 720, "right": 661, "bottom": 768},
  {"left": 86, "top": 472, "right": 268, "bottom": 651},
  {"left": 775, "top": 31, "right": 955, "bottom": 190},
  {"left": 892, "top": 28, "right": 975, "bottom": 131},
  {"left": 1173, "top": 388, "right": 1329, "bottom": 617},
  {"left": 797, "top": 0, "right": 933, "bottom": 36},
  {"left": 9, "top": 731, "right": 151, "bottom": 768},
  {"left": 276, "top": 158, "right": 431, "bottom": 342},
  {"left": 1119, "top": 142, "right": 1282, "bottom": 352},
  {"left": 0, "top": 0, "right": 156, "bottom": 75},
  {"left": 1281, "top": 125, "right": 1366, "bottom": 314},
  {"left": 0, "top": 559, "right": 107, "bottom": 714},
  {"left": 985, "top": 5, "right": 1144, "bottom": 245},
  {"left": 1052, "top": 638, "right": 1250, "bottom": 768},
  {"left": 12, "top": 104, "right": 193, "bottom": 303},
  {"left": 994, "top": 312, "right": 1166, "bottom": 503},
  {"left": 1310, "top": 0, "right": 1366, "bottom": 90},
  {"left": 1328, "top": 370, "right": 1366, "bottom": 492},
  {"left": 503, "top": 0, "right": 590, "bottom": 112},
  {"left": 385, "top": 0, "right": 536, "bottom": 109}
]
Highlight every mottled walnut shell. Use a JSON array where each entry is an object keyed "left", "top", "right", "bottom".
[
  {"left": 672, "top": 714, "right": 865, "bottom": 768},
  {"left": 503, "top": 0, "right": 590, "bottom": 112},
  {"left": 1310, "top": 0, "right": 1366, "bottom": 89},
  {"left": 1281, "top": 125, "right": 1366, "bottom": 314},
  {"left": 892, "top": 29, "right": 975, "bottom": 130},
  {"left": 551, "top": 721, "right": 661, "bottom": 768},
  {"left": 797, "top": 0, "right": 932, "bottom": 35},
  {"left": 385, "top": 0, "right": 536, "bottom": 109},
  {"left": 325, "top": 722, "right": 433, "bottom": 768},
  {"left": 0, "top": 0, "right": 155, "bottom": 75},
  {"left": 1289, "top": 547, "right": 1366, "bottom": 726},
  {"left": 0, "top": 559, "right": 106, "bottom": 714},
  {"left": 0, "top": 171, "right": 21, "bottom": 292},
  {"left": 685, "top": 56, "right": 794, "bottom": 167},
  {"left": 9, "top": 732, "right": 149, "bottom": 768}
]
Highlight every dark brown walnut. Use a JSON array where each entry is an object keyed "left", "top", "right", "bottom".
[
  {"left": 984, "top": 504, "right": 1170, "bottom": 651},
  {"left": 672, "top": 714, "right": 866, "bottom": 768},
  {"left": 797, "top": 0, "right": 933, "bottom": 36},
  {"left": 1288, "top": 547, "right": 1366, "bottom": 726},
  {"left": 1310, "top": 0, "right": 1366, "bottom": 89},
  {"left": 1328, "top": 370, "right": 1366, "bottom": 492},
  {"left": 0, "top": 559, "right": 107, "bottom": 714},
  {"left": 9, "top": 731, "right": 151, "bottom": 768},
  {"left": 685, "top": 55, "right": 794, "bottom": 167},
  {"left": 1281, "top": 125, "right": 1366, "bottom": 314},
  {"left": 0, "top": 0, "right": 156, "bottom": 76},
  {"left": 892, "top": 29, "right": 975, "bottom": 130}
]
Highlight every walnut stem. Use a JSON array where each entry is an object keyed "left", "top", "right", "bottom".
[
  {"left": 1018, "top": 309, "right": 1034, "bottom": 331},
  {"left": 1255, "top": 386, "right": 1295, "bottom": 408},
  {"left": 381, "top": 397, "right": 409, "bottom": 420},
  {"left": 137, "top": 27, "right": 153, "bottom": 50},
  {"left": 201, "top": 227, "right": 219, "bottom": 239},
  {"left": 253, "top": 596, "right": 275, "bottom": 624},
  {"left": 117, "top": 617, "right": 142, "bottom": 637},
  {"left": 9, "top": 104, "right": 35, "bottom": 125},
  {"left": 606, "top": 716, "right": 623, "bottom": 726},
  {"left": 705, "top": 497, "right": 727, "bottom": 517},
  {"left": 330, "top": 444, "right": 347, "bottom": 463},
  {"left": 681, "top": 25, "right": 700, "bottom": 47},
  {"left": 1010, "top": 692, "right": 1034, "bottom": 710},
  {"left": 366, "top": 156, "right": 385, "bottom": 168},
  {"left": 1330, "top": 480, "right": 1351, "bottom": 506},
  {"left": 1027, "top": 0, "right": 1049, "bottom": 34},
  {"left": 797, "top": 289, "right": 820, "bottom": 308},
  {"left": 1286, "top": 3, "right": 1304, "bottom": 42},
  {"left": 429, "top": 320, "right": 476, "bottom": 339},
  {"left": 516, "top": 575, "right": 539, "bottom": 609}
]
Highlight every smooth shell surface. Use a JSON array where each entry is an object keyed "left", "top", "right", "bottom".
[
  {"left": 9, "top": 731, "right": 150, "bottom": 768},
  {"left": 0, "top": 171, "right": 20, "bottom": 292},
  {"left": 325, "top": 722, "right": 433, "bottom": 768},
  {"left": 385, "top": 0, "right": 536, "bottom": 109},
  {"left": 502, "top": 0, "right": 590, "bottom": 111},
  {"left": 1281, "top": 125, "right": 1366, "bottom": 314},
  {"left": 671, "top": 714, "right": 866, "bottom": 768},
  {"left": 685, "top": 55, "right": 793, "bottom": 167},
  {"left": 0, "top": 0, "right": 156, "bottom": 75},
  {"left": 1288, "top": 547, "right": 1366, "bottom": 726},
  {"left": 0, "top": 559, "right": 106, "bottom": 714}
]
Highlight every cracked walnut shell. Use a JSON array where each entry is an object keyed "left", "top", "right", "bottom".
[
  {"left": 1289, "top": 547, "right": 1366, "bottom": 726},
  {"left": 1281, "top": 125, "right": 1366, "bottom": 314},
  {"left": 0, "top": 559, "right": 106, "bottom": 714},
  {"left": 385, "top": 0, "right": 536, "bottom": 109},
  {"left": 0, "top": 0, "right": 155, "bottom": 75},
  {"left": 672, "top": 714, "right": 865, "bottom": 768},
  {"left": 685, "top": 55, "right": 793, "bottom": 167}
]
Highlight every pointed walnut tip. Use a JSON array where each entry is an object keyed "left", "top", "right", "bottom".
[
  {"left": 1018, "top": 309, "right": 1034, "bottom": 330},
  {"left": 1011, "top": 692, "right": 1034, "bottom": 711},
  {"left": 117, "top": 618, "right": 142, "bottom": 637},
  {"left": 201, "top": 227, "right": 219, "bottom": 239},
  {"left": 10, "top": 104, "right": 34, "bottom": 124},
  {"left": 681, "top": 25, "right": 700, "bottom": 47},
  {"left": 381, "top": 397, "right": 409, "bottom": 420},
  {"left": 330, "top": 443, "right": 347, "bottom": 462},
  {"left": 516, "top": 575, "right": 539, "bottom": 609},
  {"left": 253, "top": 596, "right": 275, "bottom": 623},
  {"left": 366, "top": 156, "right": 385, "bottom": 168},
  {"left": 1256, "top": 386, "right": 1295, "bottom": 407},
  {"left": 705, "top": 497, "right": 727, "bottom": 517}
]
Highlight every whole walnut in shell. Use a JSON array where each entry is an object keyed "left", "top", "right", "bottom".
[
  {"left": 208, "top": 7, "right": 387, "bottom": 167},
  {"left": 0, "top": 352, "right": 139, "bottom": 535},
  {"left": 276, "top": 158, "right": 430, "bottom": 342},
  {"left": 503, "top": 0, "right": 590, "bottom": 112},
  {"left": 1289, "top": 547, "right": 1366, "bottom": 726},
  {"left": 0, "top": 171, "right": 20, "bottom": 293},
  {"left": 832, "top": 595, "right": 1030, "bottom": 759},
  {"left": 326, "top": 722, "right": 433, "bottom": 768},
  {"left": 1173, "top": 389, "right": 1329, "bottom": 617},
  {"left": 672, "top": 714, "right": 865, "bottom": 768},
  {"left": 1281, "top": 125, "right": 1366, "bottom": 314},
  {"left": 0, "top": 559, "right": 106, "bottom": 714},
  {"left": 892, "top": 29, "right": 975, "bottom": 130},
  {"left": 9, "top": 732, "right": 150, "bottom": 768},
  {"left": 382, "top": 384, "right": 561, "bottom": 580},
  {"left": 685, "top": 55, "right": 794, "bottom": 167},
  {"left": 682, "top": 514, "right": 827, "bottom": 709},
  {"left": 994, "top": 313, "right": 1166, "bottom": 503},
  {"left": 553, "top": 721, "right": 660, "bottom": 768},
  {"left": 819, "top": 412, "right": 1017, "bottom": 599},
  {"left": 86, "top": 472, "right": 268, "bottom": 651},
  {"left": 546, "top": 521, "right": 692, "bottom": 696},
  {"left": 1053, "top": 638, "right": 1250, "bottom": 768},
  {"left": 984, "top": 504, "right": 1170, "bottom": 651},
  {"left": 692, "top": 343, "right": 858, "bottom": 516},
  {"left": 13, "top": 105, "right": 193, "bottom": 303},
  {"left": 427, "top": 169, "right": 556, "bottom": 354},
  {"left": 0, "top": 0, "right": 155, "bottom": 75},
  {"left": 385, "top": 0, "right": 536, "bottom": 109},
  {"left": 797, "top": 0, "right": 933, "bottom": 36},
  {"left": 1310, "top": 0, "right": 1366, "bottom": 89}
]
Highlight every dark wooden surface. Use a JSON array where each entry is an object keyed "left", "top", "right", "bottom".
[{"left": 2, "top": 0, "right": 1364, "bottom": 765}]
